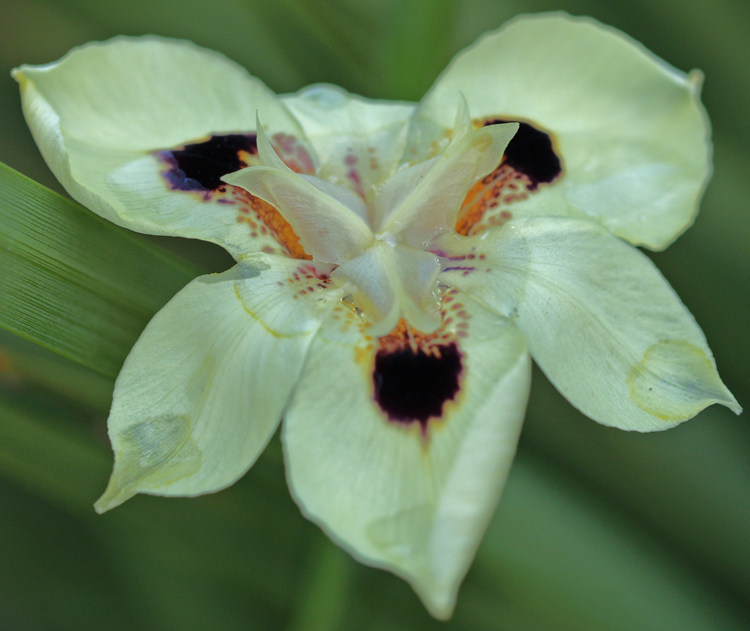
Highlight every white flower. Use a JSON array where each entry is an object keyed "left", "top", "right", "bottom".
[{"left": 13, "top": 13, "right": 740, "bottom": 618}]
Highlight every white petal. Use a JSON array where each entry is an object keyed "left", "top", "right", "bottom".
[
  {"left": 283, "top": 294, "right": 531, "bottom": 618},
  {"left": 330, "top": 243, "right": 400, "bottom": 334},
  {"left": 255, "top": 114, "right": 295, "bottom": 172},
  {"left": 282, "top": 84, "right": 416, "bottom": 204},
  {"left": 417, "top": 13, "right": 711, "bottom": 249},
  {"left": 13, "top": 36, "right": 313, "bottom": 259},
  {"left": 436, "top": 219, "right": 740, "bottom": 431},
  {"left": 223, "top": 166, "right": 373, "bottom": 264},
  {"left": 378, "top": 123, "right": 518, "bottom": 245},
  {"left": 95, "top": 255, "right": 337, "bottom": 512}
]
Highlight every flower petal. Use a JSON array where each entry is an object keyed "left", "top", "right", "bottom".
[
  {"left": 378, "top": 123, "right": 518, "bottom": 246},
  {"left": 330, "top": 243, "right": 442, "bottom": 335},
  {"left": 13, "top": 36, "right": 312, "bottom": 259},
  {"left": 282, "top": 84, "right": 416, "bottom": 202},
  {"left": 283, "top": 294, "right": 531, "bottom": 618},
  {"left": 330, "top": 242, "right": 400, "bottom": 334},
  {"left": 416, "top": 13, "right": 711, "bottom": 250},
  {"left": 95, "top": 255, "right": 336, "bottom": 513},
  {"left": 223, "top": 166, "right": 373, "bottom": 264},
  {"left": 436, "top": 218, "right": 741, "bottom": 431}
]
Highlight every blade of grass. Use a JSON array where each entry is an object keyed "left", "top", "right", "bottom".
[{"left": 0, "top": 162, "right": 202, "bottom": 378}]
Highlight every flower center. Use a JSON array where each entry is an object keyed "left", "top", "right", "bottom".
[{"left": 222, "top": 113, "right": 519, "bottom": 334}]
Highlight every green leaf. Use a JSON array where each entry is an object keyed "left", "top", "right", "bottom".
[{"left": 0, "top": 161, "right": 202, "bottom": 378}]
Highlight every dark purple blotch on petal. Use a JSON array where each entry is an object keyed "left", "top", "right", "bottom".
[
  {"left": 485, "top": 120, "right": 561, "bottom": 189},
  {"left": 160, "top": 134, "right": 257, "bottom": 192},
  {"left": 373, "top": 343, "right": 462, "bottom": 431}
]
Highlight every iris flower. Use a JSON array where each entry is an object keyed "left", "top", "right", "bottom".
[{"left": 14, "top": 13, "right": 740, "bottom": 618}]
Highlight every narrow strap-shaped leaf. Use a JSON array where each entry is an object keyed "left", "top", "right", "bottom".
[{"left": 0, "top": 162, "right": 202, "bottom": 378}]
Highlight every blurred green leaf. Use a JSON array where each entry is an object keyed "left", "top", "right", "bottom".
[
  {"left": 0, "top": 162, "right": 201, "bottom": 378},
  {"left": 473, "top": 451, "right": 750, "bottom": 631},
  {"left": 379, "top": 0, "right": 457, "bottom": 100}
]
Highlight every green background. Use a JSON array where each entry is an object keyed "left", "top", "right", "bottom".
[{"left": 0, "top": 0, "right": 748, "bottom": 629}]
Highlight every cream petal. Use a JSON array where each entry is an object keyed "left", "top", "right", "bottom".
[
  {"left": 95, "top": 255, "right": 337, "bottom": 512},
  {"left": 282, "top": 84, "right": 416, "bottom": 204},
  {"left": 253, "top": 124, "right": 372, "bottom": 225},
  {"left": 223, "top": 166, "right": 373, "bottom": 264},
  {"left": 283, "top": 293, "right": 531, "bottom": 618},
  {"left": 368, "top": 157, "right": 438, "bottom": 232},
  {"left": 378, "top": 123, "right": 518, "bottom": 246},
  {"left": 255, "top": 115, "right": 296, "bottom": 172},
  {"left": 436, "top": 218, "right": 741, "bottom": 431},
  {"left": 416, "top": 13, "right": 711, "bottom": 250},
  {"left": 13, "top": 36, "right": 312, "bottom": 260},
  {"left": 389, "top": 244, "right": 443, "bottom": 334},
  {"left": 330, "top": 242, "right": 400, "bottom": 335}
]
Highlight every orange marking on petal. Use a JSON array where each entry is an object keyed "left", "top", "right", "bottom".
[
  {"left": 457, "top": 117, "right": 562, "bottom": 236},
  {"left": 238, "top": 190, "right": 312, "bottom": 260},
  {"left": 376, "top": 318, "right": 452, "bottom": 357},
  {"left": 456, "top": 163, "right": 521, "bottom": 235}
]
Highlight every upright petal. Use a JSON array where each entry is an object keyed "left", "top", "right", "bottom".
[
  {"left": 283, "top": 293, "right": 531, "bottom": 618},
  {"left": 378, "top": 123, "right": 518, "bottom": 246},
  {"left": 330, "top": 243, "right": 401, "bottom": 334},
  {"left": 330, "top": 243, "right": 443, "bottom": 335},
  {"left": 14, "top": 36, "right": 312, "bottom": 260},
  {"left": 436, "top": 219, "right": 740, "bottom": 431},
  {"left": 223, "top": 166, "right": 373, "bottom": 264},
  {"left": 282, "top": 84, "right": 416, "bottom": 204},
  {"left": 95, "top": 255, "right": 336, "bottom": 512},
  {"left": 416, "top": 13, "right": 711, "bottom": 250}
]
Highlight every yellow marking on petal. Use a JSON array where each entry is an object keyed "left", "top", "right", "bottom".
[
  {"left": 628, "top": 340, "right": 733, "bottom": 421},
  {"left": 354, "top": 344, "right": 374, "bottom": 367}
]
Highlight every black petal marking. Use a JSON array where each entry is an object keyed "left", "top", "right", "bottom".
[
  {"left": 374, "top": 343, "right": 462, "bottom": 430},
  {"left": 485, "top": 120, "right": 561, "bottom": 189},
  {"left": 160, "top": 134, "right": 257, "bottom": 192}
]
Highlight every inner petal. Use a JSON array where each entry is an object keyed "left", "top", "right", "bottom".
[
  {"left": 330, "top": 242, "right": 442, "bottom": 335},
  {"left": 378, "top": 122, "right": 518, "bottom": 247}
]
